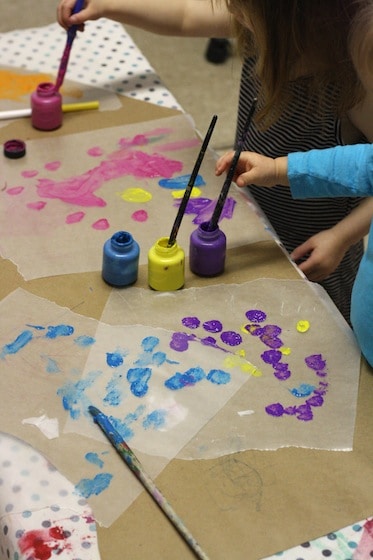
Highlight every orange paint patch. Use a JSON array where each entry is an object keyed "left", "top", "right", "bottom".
[{"left": 0, "top": 69, "right": 53, "bottom": 100}]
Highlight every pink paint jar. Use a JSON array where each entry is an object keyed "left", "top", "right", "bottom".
[{"left": 31, "top": 82, "right": 62, "bottom": 131}]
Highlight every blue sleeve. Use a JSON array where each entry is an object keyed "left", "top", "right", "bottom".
[{"left": 288, "top": 144, "right": 373, "bottom": 199}]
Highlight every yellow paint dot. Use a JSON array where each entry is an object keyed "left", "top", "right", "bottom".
[
  {"left": 119, "top": 188, "right": 152, "bottom": 203},
  {"left": 296, "top": 320, "right": 310, "bottom": 333},
  {"left": 281, "top": 347, "right": 291, "bottom": 355},
  {"left": 171, "top": 186, "right": 201, "bottom": 199}
]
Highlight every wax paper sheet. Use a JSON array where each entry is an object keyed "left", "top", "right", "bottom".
[
  {"left": 0, "top": 113, "right": 271, "bottom": 280},
  {"left": 101, "top": 278, "right": 361, "bottom": 456},
  {"left": 0, "top": 287, "right": 249, "bottom": 526}
]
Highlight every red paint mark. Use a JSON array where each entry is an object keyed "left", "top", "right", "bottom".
[
  {"left": 18, "top": 526, "right": 71, "bottom": 560},
  {"left": 27, "top": 201, "right": 47, "bottom": 210},
  {"left": 92, "top": 218, "right": 109, "bottom": 230},
  {"left": 36, "top": 150, "right": 182, "bottom": 207},
  {"left": 44, "top": 161, "right": 61, "bottom": 171},
  {"left": 131, "top": 209, "right": 148, "bottom": 222},
  {"left": 22, "top": 170, "right": 39, "bottom": 178},
  {"left": 66, "top": 211, "right": 85, "bottom": 224},
  {"left": 6, "top": 186, "right": 24, "bottom": 195},
  {"left": 354, "top": 518, "right": 373, "bottom": 559},
  {"left": 87, "top": 146, "right": 104, "bottom": 157}
]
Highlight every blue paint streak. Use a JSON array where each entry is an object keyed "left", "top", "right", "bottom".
[
  {"left": 57, "top": 370, "right": 102, "bottom": 419},
  {"left": 104, "top": 372, "right": 124, "bottom": 406},
  {"left": 165, "top": 366, "right": 205, "bottom": 390},
  {"left": 141, "top": 336, "right": 159, "bottom": 353},
  {"left": 158, "top": 173, "right": 205, "bottom": 189},
  {"left": 75, "top": 472, "right": 113, "bottom": 498},
  {"left": 206, "top": 369, "right": 231, "bottom": 385},
  {"left": 143, "top": 409, "right": 167, "bottom": 430},
  {"left": 26, "top": 324, "right": 46, "bottom": 331},
  {"left": 74, "top": 335, "right": 96, "bottom": 347},
  {"left": 43, "top": 356, "right": 60, "bottom": 374},
  {"left": 45, "top": 324, "right": 74, "bottom": 339},
  {"left": 289, "top": 383, "right": 316, "bottom": 398},
  {"left": 127, "top": 367, "right": 152, "bottom": 397},
  {"left": 85, "top": 452, "right": 104, "bottom": 469},
  {"left": 0, "top": 330, "right": 33, "bottom": 358}
]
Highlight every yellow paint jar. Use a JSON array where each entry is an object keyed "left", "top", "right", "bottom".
[{"left": 148, "top": 237, "right": 185, "bottom": 291}]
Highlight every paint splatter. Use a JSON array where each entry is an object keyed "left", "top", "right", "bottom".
[
  {"left": 27, "top": 201, "right": 46, "bottom": 210},
  {"left": 44, "top": 161, "right": 61, "bottom": 172},
  {"left": 158, "top": 173, "right": 205, "bottom": 190},
  {"left": 45, "top": 324, "right": 74, "bottom": 339},
  {"left": 0, "top": 330, "right": 33, "bottom": 358},
  {"left": 18, "top": 526, "right": 71, "bottom": 560},
  {"left": 297, "top": 320, "right": 310, "bottom": 333},
  {"left": 6, "top": 186, "right": 24, "bottom": 195},
  {"left": 85, "top": 451, "right": 104, "bottom": 468}
]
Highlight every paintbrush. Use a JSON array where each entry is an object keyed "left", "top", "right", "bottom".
[
  {"left": 207, "top": 98, "right": 257, "bottom": 231},
  {"left": 167, "top": 114, "right": 218, "bottom": 247},
  {"left": 88, "top": 405, "right": 210, "bottom": 560},
  {"left": 55, "top": 0, "right": 85, "bottom": 91}
]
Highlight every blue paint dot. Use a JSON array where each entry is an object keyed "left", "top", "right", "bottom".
[
  {"left": 207, "top": 369, "right": 231, "bottom": 385},
  {"left": 106, "top": 352, "right": 123, "bottom": 367},
  {"left": 45, "top": 324, "right": 74, "bottom": 339},
  {"left": 74, "top": 335, "right": 96, "bottom": 347}
]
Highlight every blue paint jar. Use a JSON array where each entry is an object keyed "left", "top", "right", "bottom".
[
  {"left": 189, "top": 221, "right": 226, "bottom": 277},
  {"left": 102, "top": 231, "right": 140, "bottom": 287}
]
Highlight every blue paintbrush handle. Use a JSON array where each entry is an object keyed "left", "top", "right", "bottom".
[{"left": 67, "top": 0, "right": 85, "bottom": 45}]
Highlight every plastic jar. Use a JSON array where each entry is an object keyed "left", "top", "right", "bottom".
[
  {"left": 189, "top": 221, "right": 226, "bottom": 276},
  {"left": 148, "top": 237, "right": 185, "bottom": 291},
  {"left": 31, "top": 82, "right": 62, "bottom": 131},
  {"left": 102, "top": 231, "right": 140, "bottom": 287}
]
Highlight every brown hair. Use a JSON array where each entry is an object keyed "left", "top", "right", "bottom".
[{"left": 225, "top": 0, "right": 365, "bottom": 126}]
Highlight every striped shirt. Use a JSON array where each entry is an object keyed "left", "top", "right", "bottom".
[{"left": 236, "top": 57, "right": 366, "bottom": 322}]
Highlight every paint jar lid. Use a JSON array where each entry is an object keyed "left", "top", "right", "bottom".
[{"left": 4, "top": 139, "right": 26, "bottom": 159}]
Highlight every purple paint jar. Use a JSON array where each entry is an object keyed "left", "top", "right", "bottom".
[
  {"left": 189, "top": 221, "right": 226, "bottom": 277},
  {"left": 102, "top": 231, "right": 140, "bottom": 287},
  {"left": 31, "top": 82, "right": 62, "bottom": 131}
]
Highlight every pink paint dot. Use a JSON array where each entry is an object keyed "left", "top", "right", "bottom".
[
  {"left": 92, "top": 218, "right": 110, "bottom": 230},
  {"left": 131, "top": 209, "right": 148, "bottom": 222},
  {"left": 44, "top": 161, "right": 61, "bottom": 171},
  {"left": 27, "top": 201, "right": 46, "bottom": 210},
  {"left": 87, "top": 146, "right": 104, "bottom": 157},
  {"left": 66, "top": 211, "right": 85, "bottom": 224},
  {"left": 6, "top": 186, "right": 24, "bottom": 195},
  {"left": 22, "top": 170, "right": 39, "bottom": 178}
]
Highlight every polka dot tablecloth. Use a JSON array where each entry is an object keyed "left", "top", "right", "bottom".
[
  {"left": 0, "top": 19, "right": 182, "bottom": 111},
  {"left": 0, "top": 18, "right": 371, "bottom": 560}
]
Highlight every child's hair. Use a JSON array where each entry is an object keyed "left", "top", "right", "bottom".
[
  {"left": 224, "top": 0, "right": 366, "bottom": 126},
  {"left": 349, "top": 1, "right": 373, "bottom": 84}
]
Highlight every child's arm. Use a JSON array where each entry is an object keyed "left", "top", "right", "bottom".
[
  {"left": 215, "top": 145, "right": 373, "bottom": 281},
  {"left": 57, "top": 0, "right": 231, "bottom": 38}
]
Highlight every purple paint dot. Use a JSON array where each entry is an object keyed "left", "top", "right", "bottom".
[
  {"left": 295, "top": 404, "right": 313, "bottom": 421},
  {"left": 170, "top": 332, "right": 190, "bottom": 352},
  {"left": 265, "top": 403, "right": 284, "bottom": 417},
  {"left": 273, "top": 367, "right": 291, "bottom": 380},
  {"left": 260, "top": 335, "right": 283, "bottom": 349},
  {"left": 201, "top": 336, "right": 217, "bottom": 347},
  {"left": 181, "top": 316, "right": 200, "bottom": 329},
  {"left": 202, "top": 319, "right": 223, "bottom": 333},
  {"left": 220, "top": 331, "right": 242, "bottom": 346},
  {"left": 261, "top": 349, "right": 282, "bottom": 365},
  {"left": 262, "top": 324, "right": 282, "bottom": 336},
  {"left": 306, "top": 394, "right": 324, "bottom": 407},
  {"left": 305, "top": 354, "right": 326, "bottom": 371},
  {"left": 245, "top": 324, "right": 264, "bottom": 336},
  {"left": 245, "top": 309, "right": 267, "bottom": 322}
]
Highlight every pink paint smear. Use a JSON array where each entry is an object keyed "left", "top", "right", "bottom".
[{"left": 36, "top": 150, "right": 183, "bottom": 207}]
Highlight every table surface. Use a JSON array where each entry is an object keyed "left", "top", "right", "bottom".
[{"left": 0, "top": 21, "right": 372, "bottom": 559}]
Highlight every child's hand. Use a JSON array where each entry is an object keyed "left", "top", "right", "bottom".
[
  {"left": 215, "top": 151, "right": 289, "bottom": 187},
  {"left": 291, "top": 229, "right": 347, "bottom": 281},
  {"left": 57, "top": 0, "right": 102, "bottom": 30}
]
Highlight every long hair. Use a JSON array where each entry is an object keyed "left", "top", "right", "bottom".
[
  {"left": 225, "top": 0, "right": 365, "bottom": 127},
  {"left": 349, "top": 0, "right": 373, "bottom": 84}
]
